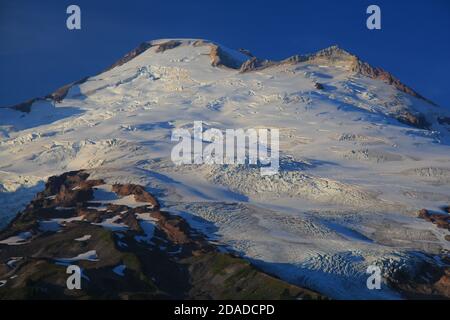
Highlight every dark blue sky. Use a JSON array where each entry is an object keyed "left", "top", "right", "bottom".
[{"left": 1, "top": 0, "right": 449, "bottom": 108}]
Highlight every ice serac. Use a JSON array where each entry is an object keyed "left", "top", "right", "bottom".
[{"left": 1, "top": 38, "right": 449, "bottom": 299}]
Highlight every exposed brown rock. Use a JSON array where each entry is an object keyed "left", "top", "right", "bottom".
[
  {"left": 395, "top": 111, "right": 430, "bottom": 129},
  {"left": 55, "top": 184, "right": 93, "bottom": 207},
  {"left": 281, "top": 54, "right": 308, "bottom": 65},
  {"left": 0, "top": 170, "right": 324, "bottom": 300},
  {"left": 418, "top": 209, "right": 432, "bottom": 221},
  {"left": 42, "top": 171, "right": 103, "bottom": 198},
  {"left": 209, "top": 45, "right": 242, "bottom": 69},
  {"left": 239, "top": 57, "right": 274, "bottom": 73},
  {"left": 112, "top": 184, "right": 159, "bottom": 208},
  {"left": 308, "top": 45, "right": 355, "bottom": 65},
  {"left": 435, "top": 270, "right": 450, "bottom": 296},
  {"left": 352, "top": 60, "right": 436, "bottom": 106},
  {"left": 150, "top": 211, "right": 191, "bottom": 245},
  {"left": 388, "top": 256, "right": 450, "bottom": 299},
  {"left": 307, "top": 45, "right": 435, "bottom": 105},
  {"left": 192, "top": 39, "right": 208, "bottom": 47},
  {"left": 235, "top": 45, "right": 435, "bottom": 107},
  {"left": 239, "top": 54, "right": 307, "bottom": 73},
  {"left": 418, "top": 208, "right": 450, "bottom": 231},
  {"left": 117, "top": 210, "right": 141, "bottom": 231},
  {"left": 104, "top": 41, "right": 153, "bottom": 72},
  {"left": 154, "top": 40, "right": 182, "bottom": 53},
  {"left": 47, "top": 77, "right": 89, "bottom": 102},
  {"left": 6, "top": 41, "right": 437, "bottom": 121},
  {"left": 433, "top": 216, "right": 450, "bottom": 230}
]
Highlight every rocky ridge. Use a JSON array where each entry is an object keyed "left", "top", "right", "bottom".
[
  {"left": 0, "top": 170, "right": 323, "bottom": 300},
  {"left": 6, "top": 40, "right": 437, "bottom": 122}
]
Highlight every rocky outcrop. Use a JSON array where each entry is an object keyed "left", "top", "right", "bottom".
[
  {"left": 105, "top": 41, "right": 153, "bottom": 72},
  {"left": 6, "top": 40, "right": 437, "bottom": 118},
  {"left": 305, "top": 45, "right": 435, "bottom": 105},
  {"left": 237, "top": 44, "right": 435, "bottom": 108},
  {"left": 387, "top": 254, "right": 450, "bottom": 299},
  {"left": 112, "top": 184, "right": 159, "bottom": 208},
  {"left": 395, "top": 111, "right": 430, "bottom": 129},
  {"left": 154, "top": 40, "right": 182, "bottom": 53},
  {"left": 9, "top": 77, "right": 89, "bottom": 113},
  {"left": 0, "top": 170, "right": 324, "bottom": 300},
  {"left": 239, "top": 57, "right": 275, "bottom": 73},
  {"left": 307, "top": 45, "right": 355, "bottom": 65},
  {"left": 239, "top": 54, "right": 309, "bottom": 73},
  {"left": 209, "top": 45, "right": 243, "bottom": 70},
  {"left": 351, "top": 60, "right": 435, "bottom": 105},
  {"left": 47, "top": 170, "right": 103, "bottom": 191},
  {"left": 418, "top": 208, "right": 450, "bottom": 231},
  {"left": 418, "top": 208, "right": 431, "bottom": 220}
]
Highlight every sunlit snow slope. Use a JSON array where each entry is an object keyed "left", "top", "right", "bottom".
[{"left": 1, "top": 39, "right": 449, "bottom": 299}]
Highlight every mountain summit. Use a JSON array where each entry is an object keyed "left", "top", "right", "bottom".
[{"left": 7, "top": 39, "right": 446, "bottom": 129}]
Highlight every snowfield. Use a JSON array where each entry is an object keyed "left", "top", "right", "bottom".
[{"left": 1, "top": 39, "right": 449, "bottom": 299}]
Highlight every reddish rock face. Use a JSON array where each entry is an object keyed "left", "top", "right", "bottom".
[
  {"left": 209, "top": 45, "right": 243, "bottom": 69},
  {"left": 239, "top": 57, "right": 274, "bottom": 73},
  {"left": 387, "top": 253, "right": 450, "bottom": 299},
  {"left": 112, "top": 184, "right": 159, "bottom": 208},
  {"left": 104, "top": 41, "right": 153, "bottom": 72},
  {"left": 154, "top": 40, "right": 182, "bottom": 53},
  {"left": 418, "top": 209, "right": 432, "bottom": 221},
  {"left": 395, "top": 111, "right": 430, "bottom": 130},
  {"left": 418, "top": 208, "right": 450, "bottom": 231},
  {"left": 150, "top": 211, "right": 190, "bottom": 245},
  {"left": 428, "top": 267, "right": 450, "bottom": 297},
  {"left": 0, "top": 170, "right": 324, "bottom": 300},
  {"left": 55, "top": 185, "right": 93, "bottom": 207},
  {"left": 350, "top": 59, "right": 435, "bottom": 106}
]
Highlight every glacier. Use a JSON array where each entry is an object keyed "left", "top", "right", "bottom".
[{"left": 0, "top": 38, "right": 449, "bottom": 299}]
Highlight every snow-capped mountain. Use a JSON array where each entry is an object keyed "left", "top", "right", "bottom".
[{"left": 0, "top": 39, "right": 449, "bottom": 299}]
